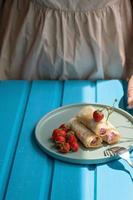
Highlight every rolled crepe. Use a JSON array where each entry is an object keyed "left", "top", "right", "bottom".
[
  {"left": 77, "top": 106, "right": 106, "bottom": 123},
  {"left": 66, "top": 118, "right": 103, "bottom": 148},
  {"left": 102, "top": 128, "right": 121, "bottom": 144},
  {"left": 77, "top": 106, "right": 120, "bottom": 144},
  {"left": 77, "top": 106, "right": 110, "bottom": 136}
]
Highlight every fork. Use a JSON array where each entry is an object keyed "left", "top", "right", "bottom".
[{"left": 104, "top": 146, "right": 133, "bottom": 167}]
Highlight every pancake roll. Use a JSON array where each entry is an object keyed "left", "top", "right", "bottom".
[
  {"left": 66, "top": 118, "right": 103, "bottom": 148},
  {"left": 77, "top": 106, "right": 120, "bottom": 144}
]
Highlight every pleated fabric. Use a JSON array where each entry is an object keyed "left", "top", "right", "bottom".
[{"left": 0, "top": 0, "right": 133, "bottom": 80}]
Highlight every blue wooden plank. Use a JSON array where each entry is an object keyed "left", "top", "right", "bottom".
[
  {"left": 96, "top": 80, "right": 133, "bottom": 200},
  {"left": 5, "top": 81, "right": 63, "bottom": 200},
  {"left": 96, "top": 80, "right": 125, "bottom": 107},
  {"left": 0, "top": 81, "right": 30, "bottom": 200},
  {"left": 50, "top": 81, "right": 96, "bottom": 200},
  {"left": 63, "top": 80, "right": 96, "bottom": 104}
]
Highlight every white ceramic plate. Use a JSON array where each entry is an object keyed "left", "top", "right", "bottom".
[{"left": 35, "top": 103, "right": 133, "bottom": 164}]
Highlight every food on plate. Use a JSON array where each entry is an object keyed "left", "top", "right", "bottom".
[
  {"left": 102, "top": 128, "right": 121, "bottom": 144},
  {"left": 52, "top": 128, "right": 67, "bottom": 141},
  {"left": 77, "top": 106, "right": 106, "bottom": 123},
  {"left": 70, "top": 141, "right": 79, "bottom": 152},
  {"left": 59, "top": 123, "right": 70, "bottom": 132},
  {"left": 54, "top": 135, "right": 66, "bottom": 143},
  {"left": 50, "top": 104, "right": 121, "bottom": 154},
  {"left": 93, "top": 110, "right": 104, "bottom": 122},
  {"left": 59, "top": 143, "right": 70, "bottom": 153},
  {"left": 66, "top": 118, "right": 103, "bottom": 148},
  {"left": 67, "top": 132, "right": 77, "bottom": 144},
  {"left": 51, "top": 126, "right": 79, "bottom": 153},
  {"left": 77, "top": 106, "right": 121, "bottom": 144}
]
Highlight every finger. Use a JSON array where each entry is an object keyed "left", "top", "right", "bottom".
[
  {"left": 128, "top": 94, "right": 133, "bottom": 108},
  {"left": 128, "top": 75, "right": 133, "bottom": 95},
  {"left": 127, "top": 75, "right": 133, "bottom": 108},
  {"left": 127, "top": 102, "right": 133, "bottom": 109}
]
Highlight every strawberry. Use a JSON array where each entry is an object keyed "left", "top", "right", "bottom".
[
  {"left": 52, "top": 129, "right": 67, "bottom": 141},
  {"left": 57, "top": 129, "right": 67, "bottom": 137},
  {"left": 67, "top": 133, "right": 77, "bottom": 144},
  {"left": 59, "top": 123, "right": 66, "bottom": 129},
  {"left": 59, "top": 143, "right": 70, "bottom": 153},
  {"left": 70, "top": 142, "right": 79, "bottom": 152},
  {"left": 59, "top": 123, "right": 70, "bottom": 132},
  {"left": 93, "top": 110, "right": 104, "bottom": 122},
  {"left": 54, "top": 135, "right": 66, "bottom": 143},
  {"left": 52, "top": 129, "right": 60, "bottom": 140}
]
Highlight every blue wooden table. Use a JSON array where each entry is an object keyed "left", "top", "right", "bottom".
[{"left": 0, "top": 80, "right": 133, "bottom": 200}]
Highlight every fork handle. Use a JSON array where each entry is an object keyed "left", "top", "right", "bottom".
[{"left": 123, "top": 158, "right": 133, "bottom": 168}]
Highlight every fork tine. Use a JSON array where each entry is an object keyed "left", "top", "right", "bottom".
[
  {"left": 104, "top": 146, "right": 133, "bottom": 167},
  {"left": 104, "top": 150, "right": 110, "bottom": 157},
  {"left": 104, "top": 149, "right": 115, "bottom": 157},
  {"left": 109, "top": 150, "right": 114, "bottom": 157},
  {"left": 106, "top": 150, "right": 110, "bottom": 156},
  {"left": 104, "top": 150, "right": 108, "bottom": 156}
]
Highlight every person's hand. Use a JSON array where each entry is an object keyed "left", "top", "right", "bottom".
[{"left": 128, "top": 75, "right": 133, "bottom": 108}]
